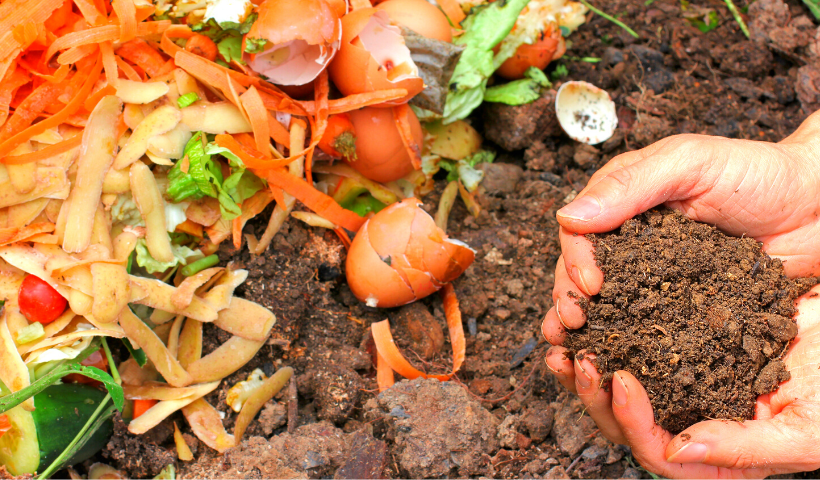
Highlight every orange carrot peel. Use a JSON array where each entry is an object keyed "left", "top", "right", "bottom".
[{"left": 371, "top": 283, "right": 466, "bottom": 384}]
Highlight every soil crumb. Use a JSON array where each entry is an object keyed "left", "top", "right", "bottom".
[{"left": 564, "top": 209, "right": 815, "bottom": 433}]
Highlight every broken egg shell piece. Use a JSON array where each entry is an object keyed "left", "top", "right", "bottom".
[
  {"left": 346, "top": 225, "right": 416, "bottom": 308},
  {"left": 555, "top": 81, "right": 618, "bottom": 145},
  {"left": 345, "top": 198, "right": 475, "bottom": 308},
  {"left": 244, "top": 0, "right": 342, "bottom": 86},
  {"left": 329, "top": 8, "right": 423, "bottom": 106}
]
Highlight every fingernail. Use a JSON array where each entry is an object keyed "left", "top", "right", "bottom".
[
  {"left": 613, "top": 373, "right": 628, "bottom": 407},
  {"left": 667, "top": 442, "right": 709, "bottom": 464},
  {"left": 575, "top": 358, "right": 592, "bottom": 389},
  {"left": 555, "top": 298, "right": 570, "bottom": 329},
  {"left": 557, "top": 196, "right": 601, "bottom": 221},
  {"left": 572, "top": 266, "right": 593, "bottom": 296}
]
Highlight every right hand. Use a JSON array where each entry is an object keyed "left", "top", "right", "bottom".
[
  {"left": 544, "top": 111, "right": 820, "bottom": 348},
  {"left": 541, "top": 110, "right": 820, "bottom": 475}
]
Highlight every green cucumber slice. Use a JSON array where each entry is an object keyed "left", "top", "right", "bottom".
[
  {"left": 33, "top": 383, "right": 113, "bottom": 471},
  {"left": 0, "top": 383, "right": 113, "bottom": 475}
]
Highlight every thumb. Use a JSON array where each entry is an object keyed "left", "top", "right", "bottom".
[
  {"left": 665, "top": 406, "right": 820, "bottom": 472},
  {"left": 556, "top": 136, "right": 708, "bottom": 234}
]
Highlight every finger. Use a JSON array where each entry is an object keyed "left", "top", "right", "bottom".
[
  {"left": 611, "top": 371, "right": 738, "bottom": 479},
  {"left": 545, "top": 346, "right": 576, "bottom": 394},
  {"left": 553, "top": 256, "right": 589, "bottom": 329},
  {"left": 556, "top": 135, "right": 709, "bottom": 234},
  {"left": 542, "top": 307, "right": 566, "bottom": 345},
  {"left": 578, "top": 137, "right": 676, "bottom": 198},
  {"left": 665, "top": 406, "right": 820, "bottom": 472},
  {"left": 573, "top": 352, "right": 626, "bottom": 444},
  {"left": 559, "top": 227, "right": 604, "bottom": 296}
]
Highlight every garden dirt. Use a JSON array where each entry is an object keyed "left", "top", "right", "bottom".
[{"left": 563, "top": 209, "right": 815, "bottom": 434}]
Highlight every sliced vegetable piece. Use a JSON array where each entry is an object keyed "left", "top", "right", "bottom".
[{"left": 233, "top": 367, "right": 292, "bottom": 442}]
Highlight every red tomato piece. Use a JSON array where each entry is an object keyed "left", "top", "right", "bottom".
[
  {"left": 18, "top": 275, "right": 67, "bottom": 325},
  {"left": 0, "top": 414, "right": 10, "bottom": 439},
  {"left": 65, "top": 349, "right": 108, "bottom": 386}
]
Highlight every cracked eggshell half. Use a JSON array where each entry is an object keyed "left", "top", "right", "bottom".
[
  {"left": 328, "top": 8, "right": 424, "bottom": 106},
  {"left": 555, "top": 80, "right": 617, "bottom": 145},
  {"left": 345, "top": 198, "right": 475, "bottom": 308},
  {"left": 243, "top": 0, "right": 342, "bottom": 86}
]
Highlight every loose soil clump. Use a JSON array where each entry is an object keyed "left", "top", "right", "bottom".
[{"left": 564, "top": 209, "right": 815, "bottom": 433}]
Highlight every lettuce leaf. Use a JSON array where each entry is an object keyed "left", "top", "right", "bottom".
[
  {"left": 484, "top": 66, "right": 551, "bottom": 105},
  {"left": 134, "top": 239, "right": 203, "bottom": 274},
  {"left": 168, "top": 133, "right": 266, "bottom": 221},
  {"left": 441, "top": 0, "right": 530, "bottom": 124},
  {"left": 439, "top": 149, "right": 496, "bottom": 192}
]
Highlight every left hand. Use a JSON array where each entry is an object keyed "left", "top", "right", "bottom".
[{"left": 545, "top": 284, "right": 820, "bottom": 478}]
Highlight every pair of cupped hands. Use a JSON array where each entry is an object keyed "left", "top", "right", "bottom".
[{"left": 543, "top": 111, "right": 820, "bottom": 478}]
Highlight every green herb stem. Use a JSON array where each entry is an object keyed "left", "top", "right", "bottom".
[
  {"left": 37, "top": 394, "right": 112, "bottom": 480},
  {"left": 100, "top": 338, "right": 121, "bottom": 386},
  {"left": 724, "top": 0, "right": 751, "bottom": 38},
  {"left": 804, "top": 0, "right": 820, "bottom": 20},
  {"left": 181, "top": 254, "right": 219, "bottom": 277},
  {"left": 578, "top": 0, "right": 639, "bottom": 38}
]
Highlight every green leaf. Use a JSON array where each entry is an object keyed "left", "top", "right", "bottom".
[
  {"left": 135, "top": 239, "right": 202, "bottom": 274},
  {"left": 154, "top": 464, "right": 176, "bottom": 480},
  {"left": 0, "top": 362, "right": 124, "bottom": 415},
  {"left": 122, "top": 338, "right": 147, "bottom": 367},
  {"left": 484, "top": 66, "right": 551, "bottom": 105},
  {"left": 803, "top": 0, "right": 820, "bottom": 19},
  {"left": 441, "top": 0, "right": 530, "bottom": 124},
  {"left": 686, "top": 10, "right": 720, "bottom": 33},
  {"left": 244, "top": 37, "right": 268, "bottom": 54},
  {"left": 217, "top": 35, "right": 244, "bottom": 64},
  {"left": 550, "top": 64, "right": 569, "bottom": 80},
  {"left": 177, "top": 92, "right": 199, "bottom": 108}
]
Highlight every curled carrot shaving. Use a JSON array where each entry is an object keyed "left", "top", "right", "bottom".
[
  {"left": 72, "top": 0, "right": 105, "bottom": 25},
  {"left": 296, "top": 89, "right": 409, "bottom": 115},
  {"left": 371, "top": 283, "right": 465, "bottom": 381},
  {"left": 261, "top": 169, "right": 366, "bottom": 232},
  {"left": 376, "top": 349, "right": 395, "bottom": 392},
  {"left": 117, "top": 37, "right": 169, "bottom": 77},
  {"left": 239, "top": 86, "right": 271, "bottom": 158},
  {"left": 133, "top": 399, "right": 158, "bottom": 419},
  {"left": 0, "top": 81, "right": 65, "bottom": 144},
  {"left": 393, "top": 104, "right": 422, "bottom": 170},
  {"left": 99, "top": 41, "right": 118, "bottom": 84},
  {"left": 115, "top": 55, "right": 141, "bottom": 80},
  {"left": 307, "top": 71, "right": 331, "bottom": 183},
  {"left": 83, "top": 84, "right": 116, "bottom": 112},
  {"left": 333, "top": 227, "right": 351, "bottom": 250},
  {"left": 4, "top": 134, "right": 81, "bottom": 165},
  {"left": 57, "top": 44, "right": 98, "bottom": 65},
  {"left": 112, "top": 0, "right": 137, "bottom": 43},
  {"left": 0, "top": 54, "right": 102, "bottom": 160}
]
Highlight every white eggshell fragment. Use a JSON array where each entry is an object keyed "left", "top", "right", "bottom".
[{"left": 555, "top": 81, "right": 617, "bottom": 145}]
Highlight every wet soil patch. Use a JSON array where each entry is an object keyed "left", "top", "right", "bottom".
[{"left": 564, "top": 209, "right": 815, "bottom": 433}]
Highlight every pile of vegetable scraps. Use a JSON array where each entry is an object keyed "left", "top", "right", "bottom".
[{"left": 0, "top": 0, "right": 587, "bottom": 476}]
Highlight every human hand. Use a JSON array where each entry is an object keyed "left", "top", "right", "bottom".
[
  {"left": 543, "top": 110, "right": 820, "bottom": 345},
  {"left": 542, "top": 111, "right": 820, "bottom": 477},
  {"left": 544, "top": 284, "right": 820, "bottom": 478}
]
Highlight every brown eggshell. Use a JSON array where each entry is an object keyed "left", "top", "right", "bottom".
[
  {"left": 345, "top": 224, "right": 415, "bottom": 307},
  {"left": 328, "top": 8, "right": 424, "bottom": 105},
  {"left": 376, "top": 0, "right": 452, "bottom": 43},
  {"left": 496, "top": 30, "right": 564, "bottom": 80},
  {"left": 249, "top": 0, "right": 339, "bottom": 47},
  {"left": 346, "top": 106, "right": 423, "bottom": 183},
  {"left": 345, "top": 198, "right": 475, "bottom": 308}
]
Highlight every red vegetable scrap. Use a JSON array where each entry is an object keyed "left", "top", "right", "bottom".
[{"left": 18, "top": 274, "right": 67, "bottom": 325}]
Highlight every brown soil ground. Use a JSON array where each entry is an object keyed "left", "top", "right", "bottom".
[
  {"left": 91, "top": 0, "right": 820, "bottom": 478},
  {"left": 563, "top": 209, "right": 815, "bottom": 434}
]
